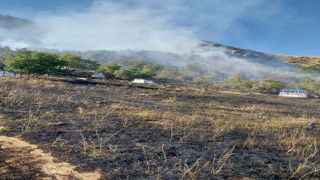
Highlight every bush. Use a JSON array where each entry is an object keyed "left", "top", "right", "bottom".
[
  {"left": 114, "top": 69, "right": 134, "bottom": 80},
  {"left": 158, "top": 68, "right": 176, "bottom": 79},
  {"left": 60, "top": 54, "right": 99, "bottom": 70},
  {"left": 97, "top": 63, "right": 121, "bottom": 78},
  {"left": 5, "top": 49, "right": 67, "bottom": 75},
  {"left": 299, "top": 77, "right": 319, "bottom": 92},
  {"left": 193, "top": 75, "right": 212, "bottom": 84},
  {"left": 227, "top": 74, "right": 246, "bottom": 88},
  {"left": 0, "top": 60, "right": 4, "bottom": 69},
  {"left": 239, "top": 80, "right": 259, "bottom": 89},
  {"left": 252, "top": 78, "right": 285, "bottom": 94},
  {"left": 140, "top": 65, "right": 156, "bottom": 79}
]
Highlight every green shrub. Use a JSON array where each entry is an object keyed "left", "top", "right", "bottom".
[
  {"left": 5, "top": 49, "right": 67, "bottom": 75},
  {"left": 140, "top": 65, "right": 156, "bottom": 79},
  {"left": 252, "top": 78, "right": 285, "bottom": 94},
  {"left": 114, "top": 69, "right": 134, "bottom": 80},
  {"left": 299, "top": 77, "right": 320, "bottom": 93},
  {"left": 239, "top": 80, "right": 259, "bottom": 89},
  {"left": 97, "top": 63, "right": 121, "bottom": 78},
  {"left": 227, "top": 74, "right": 246, "bottom": 88},
  {"left": 193, "top": 75, "right": 212, "bottom": 84}
]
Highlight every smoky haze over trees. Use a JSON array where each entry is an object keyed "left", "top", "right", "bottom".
[{"left": 0, "top": 1, "right": 320, "bottom": 83}]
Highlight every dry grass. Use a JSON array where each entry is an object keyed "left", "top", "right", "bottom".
[{"left": 0, "top": 76, "right": 319, "bottom": 179}]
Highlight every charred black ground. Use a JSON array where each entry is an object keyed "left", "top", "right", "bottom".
[{"left": 0, "top": 76, "right": 319, "bottom": 179}]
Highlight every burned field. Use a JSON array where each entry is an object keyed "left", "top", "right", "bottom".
[{"left": 0, "top": 77, "right": 320, "bottom": 179}]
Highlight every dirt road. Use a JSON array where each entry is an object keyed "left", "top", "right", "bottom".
[{"left": 0, "top": 136, "right": 101, "bottom": 180}]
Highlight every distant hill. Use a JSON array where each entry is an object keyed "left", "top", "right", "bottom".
[
  {"left": 0, "top": 14, "right": 33, "bottom": 29},
  {"left": 274, "top": 55, "right": 320, "bottom": 67},
  {"left": 0, "top": 14, "right": 319, "bottom": 79},
  {"left": 0, "top": 14, "right": 319, "bottom": 68},
  {"left": 0, "top": 14, "right": 41, "bottom": 47},
  {"left": 200, "top": 41, "right": 320, "bottom": 67}
]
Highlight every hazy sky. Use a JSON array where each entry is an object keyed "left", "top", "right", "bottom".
[{"left": 1, "top": 0, "right": 320, "bottom": 56}]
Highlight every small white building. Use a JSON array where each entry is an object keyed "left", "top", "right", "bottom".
[
  {"left": 132, "top": 78, "right": 155, "bottom": 84},
  {"left": 279, "top": 89, "right": 308, "bottom": 98},
  {"left": 91, "top": 73, "right": 105, "bottom": 79},
  {"left": 0, "top": 70, "right": 15, "bottom": 77}
]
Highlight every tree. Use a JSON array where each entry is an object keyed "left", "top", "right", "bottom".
[
  {"left": 128, "top": 60, "right": 148, "bottom": 69},
  {"left": 253, "top": 78, "right": 285, "bottom": 94},
  {"left": 299, "top": 77, "right": 319, "bottom": 92},
  {"left": 0, "top": 60, "right": 4, "bottom": 69},
  {"left": 5, "top": 50, "right": 67, "bottom": 75},
  {"left": 158, "top": 68, "right": 176, "bottom": 79},
  {"left": 114, "top": 69, "right": 134, "bottom": 80},
  {"left": 60, "top": 53, "right": 99, "bottom": 70},
  {"left": 128, "top": 68, "right": 142, "bottom": 78},
  {"left": 81, "top": 59, "right": 100, "bottom": 70},
  {"left": 140, "top": 65, "right": 156, "bottom": 79},
  {"left": 0, "top": 46, "right": 13, "bottom": 61},
  {"left": 227, "top": 74, "right": 246, "bottom": 88},
  {"left": 239, "top": 80, "right": 259, "bottom": 89},
  {"left": 193, "top": 75, "right": 212, "bottom": 85},
  {"left": 60, "top": 54, "right": 84, "bottom": 69},
  {"left": 97, "top": 63, "right": 121, "bottom": 78}
]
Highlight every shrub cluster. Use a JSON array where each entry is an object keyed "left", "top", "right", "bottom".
[
  {"left": 1, "top": 48, "right": 100, "bottom": 76},
  {"left": 227, "top": 74, "right": 286, "bottom": 94},
  {"left": 97, "top": 63, "right": 156, "bottom": 80}
]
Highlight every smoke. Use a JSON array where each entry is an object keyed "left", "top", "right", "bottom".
[
  {"left": 1, "top": 0, "right": 277, "bottom": 52},
  {"left": 188, "top": 46, "right": 305, "bottom": 81},
  {"left": 0, "top": 0, "right": 316, "bottom": 81}
]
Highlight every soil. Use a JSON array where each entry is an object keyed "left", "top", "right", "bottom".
[{"left": 0, "top": 136, "right": 101, "bottom": 180}]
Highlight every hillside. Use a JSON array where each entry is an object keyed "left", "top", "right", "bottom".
[
  {"left": 0, "top": 14, "right": 320, "bottom": 82},
  {"left": 0, "top": 14, "right": 319, "bottom": 69},
  {"left": 0, "top": 14, "right": 33, "bottom": 29},
  {"left": 275, "top": 55, "right": 320, "bottom": 67},
  {"left": 200, "top": 41, "right": 320, "bottom": 67}
]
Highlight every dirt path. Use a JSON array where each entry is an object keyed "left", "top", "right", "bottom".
[{"left": 0, "top": 136, "right": 101, "bottom": 180}]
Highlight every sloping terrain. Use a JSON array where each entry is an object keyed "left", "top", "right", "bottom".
[
  {"left": 201, "top": 41, "right": 320, "bottom": 67},
  {"left": 1, "top": 14, "right": 320, "bottom": 69},
  {"left": 0, "top": 77, "right": 319, "bottom": 179},
  {"left": 0, "top": 14, "right": 33, "bottom": 29},
  {"left": 0, "top": 14, "right": 41, "bottom": 47}
]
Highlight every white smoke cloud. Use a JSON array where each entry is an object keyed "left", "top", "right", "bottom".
[
  {"left": 1, "top": 0, "right": 281, "bottom": 53},
  {"left": 20, "top": 0, "right": 276, "bottom": 52},
  {"left": 1, "top": 0, "right": 315, "bottom": 81},
  {"left": 33, "top": 1, "right": 196, "bottom": 52}
]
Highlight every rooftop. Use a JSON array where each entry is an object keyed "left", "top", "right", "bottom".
[{"left": 280, "top": 89, "right": 307, "bottom": 92}]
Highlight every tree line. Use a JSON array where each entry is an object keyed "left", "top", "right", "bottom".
[
  {"left": 1, "top": 48, "right": 99, "bottom": 76},
  {"left": 226, "top": 74, "right": 320, "bottom": 94},
  {"left": 0, "top": 48, "right": 157, "bottom": 80},
  {"left": 1, "top": 47, "right": 319, "bottom": 94}
]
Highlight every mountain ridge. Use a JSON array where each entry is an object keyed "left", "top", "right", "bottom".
[
  {"left": 0, "top": 14, "right": 319, "bottom": 68},
  {"left": 0, "top": 14, "right": 33, "bottom": 29},
  {"left": 199, "top": 41, "right": 320, "bottom": 67}
]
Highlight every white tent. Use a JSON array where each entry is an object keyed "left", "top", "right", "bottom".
[
  {"left": 91, "top": 73, "right": 105, "bottom": 78},
  {"left": 132, "top": 78, "right": 154, "bottom": 84}
]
